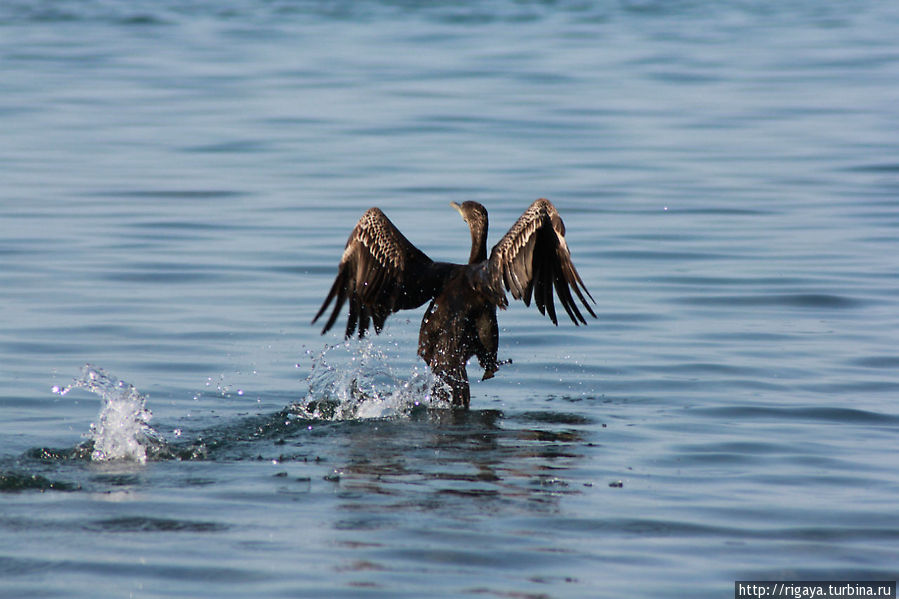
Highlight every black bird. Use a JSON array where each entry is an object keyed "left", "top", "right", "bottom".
[{"left": 312, "top": 198, "right": 596, "bottom": 408}]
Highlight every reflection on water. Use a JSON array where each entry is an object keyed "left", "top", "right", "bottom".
[{"left": 331, "top": 409, "right": 585, "bottom": 515}]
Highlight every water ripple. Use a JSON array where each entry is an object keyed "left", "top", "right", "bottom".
[
  {"left": 676, "top": 293, "right": 868, "bottom": 309},
  {"left": 693, "top": 405, "right": 899, "bottom": 426},
  {"left": 85, "top": 517, "right": 228, "bottom": 534}
]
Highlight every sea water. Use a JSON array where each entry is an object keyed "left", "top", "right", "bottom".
[{"left": 1, "top": 1, "right": 898, "bottom": 597}]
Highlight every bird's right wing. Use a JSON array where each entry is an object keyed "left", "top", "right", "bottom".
[
  {"left": 313, "top": 207, "right": 447, "bottom": 338},
  {"left": 488, "top": 198, "right": 596, "bottom": 325}
]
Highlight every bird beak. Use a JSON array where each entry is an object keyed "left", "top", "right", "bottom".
[{"left": 450, "top": 202, "right": 464, "bottom": 219}]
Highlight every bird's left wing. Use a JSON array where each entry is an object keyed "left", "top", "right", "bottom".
[{"left": 488, "top": 198, "right": 596, "bottom": 325}]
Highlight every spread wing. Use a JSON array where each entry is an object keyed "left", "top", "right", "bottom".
[
  {"left": 313, "top": 207, "right": 449, "bottom": 338},
  {"left": 488, "top": 198, "right": 596, "bottom": 325}
]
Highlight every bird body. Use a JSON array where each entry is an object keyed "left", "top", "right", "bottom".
[
  {"left": 418, "top": 264, "right": 500, "bottom": 407},
  {"left": 313, "top": 199, "right": 595, "bottom": 408}
]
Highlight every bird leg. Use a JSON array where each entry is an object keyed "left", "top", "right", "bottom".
[{"left": 430, "top": 364, "right": 470, "bottom": 409}]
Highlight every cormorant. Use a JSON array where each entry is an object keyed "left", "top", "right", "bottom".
[{"left": 313, "top": 198, "right": 595, "bottom": 408}]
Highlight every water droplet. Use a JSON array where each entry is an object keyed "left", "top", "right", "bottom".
[{"left": 61, "top": 364, "right": 160, "bottom": 463}]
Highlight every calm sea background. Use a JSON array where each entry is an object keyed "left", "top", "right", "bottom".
[{"left": 2, "top": 1, "right": 898, "bottom": 597}]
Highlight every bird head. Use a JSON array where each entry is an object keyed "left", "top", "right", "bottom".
[{"left": 450, "top": 201, "right": 488, "bottom": 229}]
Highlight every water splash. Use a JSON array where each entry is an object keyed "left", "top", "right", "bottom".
[
  {"left": 53, "top": 364, "right": 164, "bottom": 463},
  {"left": 298, "top": 339, "right": 446, "bottom": 420},
  {"left": 45, "top": 343, "right": 444, "bottom": 467}
]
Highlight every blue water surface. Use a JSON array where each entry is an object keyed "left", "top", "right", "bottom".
[{"left": 2, "top": 1, "right": 898, "bottom": 597}]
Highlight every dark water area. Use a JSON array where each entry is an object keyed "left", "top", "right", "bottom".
[{"left": 2, "top": 1, "right": 898, "bottom": 597}]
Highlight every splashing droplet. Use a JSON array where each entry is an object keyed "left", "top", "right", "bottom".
[
  {"left": 298, "top": 339, "right": 443, "bottom": 420},
  {"left": 61, "top": 364, "right": 164, "bottom": 463}
]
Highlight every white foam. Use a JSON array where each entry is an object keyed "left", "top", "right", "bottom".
[
  {"left": 299, "top": 339, "right": 446, "bottom": 420},
  {"left": 54, "top": 364, "right": 162, "bottom": 463}
]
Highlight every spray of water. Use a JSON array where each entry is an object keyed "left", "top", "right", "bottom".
[
  {"left": 47, "top": 341, "right": 444, "bottom": 464},
  {"left": 298, "top": 338, "right": 446, "bottom": 420},
  {"left": 53, "top": 364, "right": 164, "bottom": 463}
]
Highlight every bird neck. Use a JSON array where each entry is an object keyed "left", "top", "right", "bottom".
[{"left": 468, "top": 220, "right": 488, "bottom": 264}]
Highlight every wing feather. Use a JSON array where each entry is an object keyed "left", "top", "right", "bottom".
[
  {"left": 488, "top": 199, "right": 596, "bottom": 326},
  {"left": 313, "top": 207, "right": 447, "bottom": 338}
]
